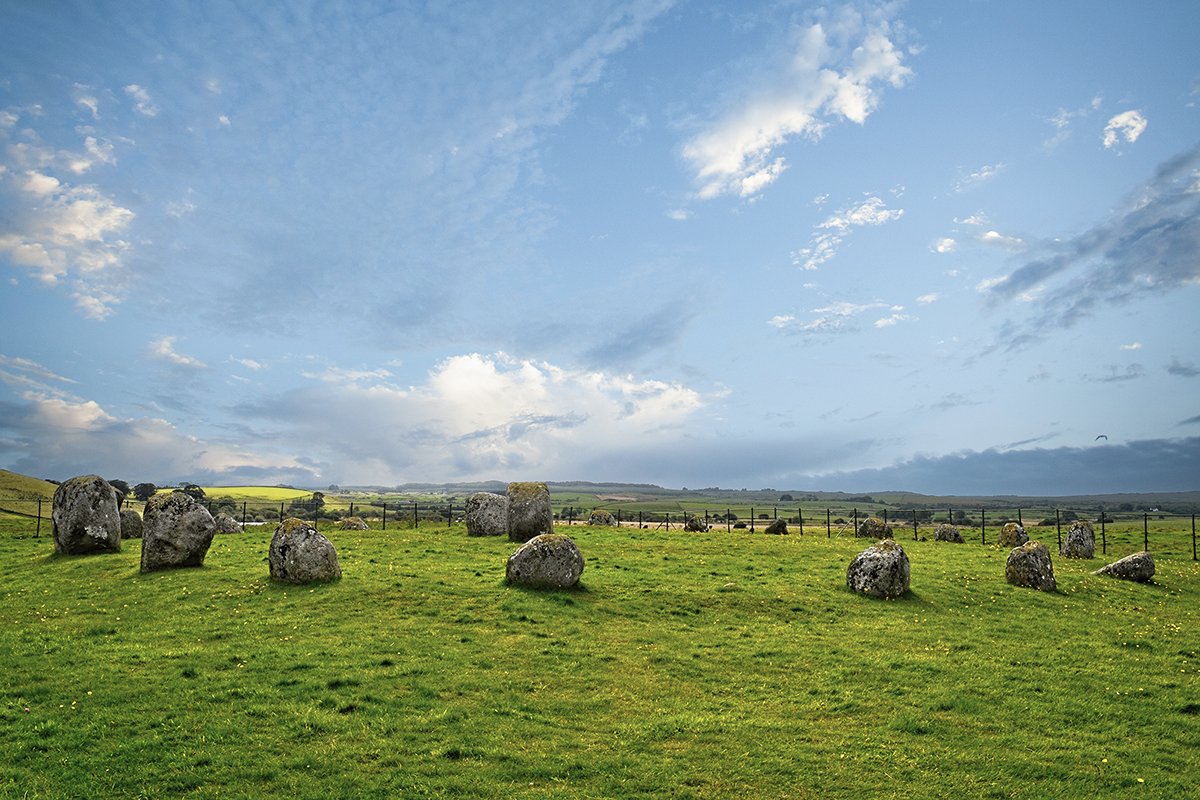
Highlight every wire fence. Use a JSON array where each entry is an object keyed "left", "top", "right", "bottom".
[{"left": 2, "top": 494, "right": 1196, "bottom": 561}]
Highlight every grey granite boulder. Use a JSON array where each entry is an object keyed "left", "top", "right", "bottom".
[
  {"left": 856, "top": 516, "right": 892, "bottom": 539},
  {"left": 507, "top": 482, "right": 553, "bottom": 542},
  {"left": 465, "top": 492, "right": 508, "bottom": 536},
  {"left": 213, "top": 512, "right": 241, "bottom": 534},
  {"left": 336, "top": 516, "right": 369, "bottom": 531},
  {"left": 141, "top": 491, "right": 216, "bottom": 572},
  {"left": 1060, "top": 522, "right": 1095, "bottom": 558},
  {"left": 1005, "top": 541, "right": 1056, "bottom": 591},
  {"left": 684, "top": 516, "right": 709, "bottom": 532},
  {"left": 846, "top": 539, "right": 910, "bottom": 599},
  {"left": 1094, "top": 551, "right": 1155, "bottom": 582},
  {"left": 506, "top": 534, "right": 584, "bottom": 589},
  {"left": 764, "top": 518, "right": 788, "bottom": 535},
  {"left": 997, "top": 521, "right": 1028, "bottom": 547},
  {"left": 52, "top": 474, "right": 121, "bottom": 555},
  {"left": 269, "top": 518, "right": 341, "bottom": 584},
  {"left": 587, "top": 509, "right": 617, "bottom": 527},
  {"left": 933, "top": 523, "right": 963, "bottom": 543},
  {"left": 119, "top": 509, "right": 144, "bottom": 540}
]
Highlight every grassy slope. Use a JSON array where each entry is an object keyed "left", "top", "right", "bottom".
[
  {"left": 0, "top": 470, "right": 58, "bottom": 501},
  {"left": 0, "top": 519, "right": 1197, "bottom": 799}
]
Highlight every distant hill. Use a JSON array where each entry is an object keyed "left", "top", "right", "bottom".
[{"left": 0, "top": 469, "right": 59, "bottom": 501}]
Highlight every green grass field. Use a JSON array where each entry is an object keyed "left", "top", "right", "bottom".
[{"left": 1, "top": 517, "right": 1197, "bottom": 799}]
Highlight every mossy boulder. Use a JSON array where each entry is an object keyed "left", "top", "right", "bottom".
[
  {"left": 933, "top": 523, "right": 963, "bottom": 543},
  {"left": 998, "top": 521, "right": 1028, "bottom": 547},
  {"left": 141, "top": 491, "right": 215, "bottom": 572},
  {"left": 1094, "top": 551, "right": 1154, "bottom": 582},
  {"left": 684, "top": 516, "right": 709, "bottom": 532},
  {"left": 1060, "top": 522, "right": 1095, "bottom": 558},
  {"left": 337, "top": 516, "right": 369, "bottom": 531},
  {"left": 465, "top": 492, "right": 508, "bottom": 536},
  {"left": 587, "top": 509, "right": 617, "bottom": 527},
  {"left": 119, "top": 509, "right": 144, "bottom": 540},
  {"left": 52, "top": 474, "right": 121, "bottom": 555},
  {"left": 1005, "top": 541, "right": 1056, "bottom": 592},
  {"left": 507, "top": 482, "right": 553, "bottom": 543},
  {"left": 764, "top": 518, "right": 788, "bottom": 535},
  {"left": 213, "top": 512, "right": 241, "bottom": 534},
  {"left": 269, "top": 518, "right": 341, "bottom": 584},
  {"left": 506, "top": 534, "right": 584, "bottom": 590},
  {"left": 856, "top": 516, "right": 892, "bottom": 539},
  {"left": 847, "top": 538, "right": 910, "bottom": 598}
]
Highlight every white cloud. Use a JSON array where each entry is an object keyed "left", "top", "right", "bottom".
[
  {"left": 1102, "top": 110, "right": 1147, "bottom": 149},
  {"left": 980, "top": 229, "right": 1024, "bottom": 249},
  {"left": 767, "top": 314, "right": 795, "bottom": 329},
  {"left": 916, "top": 293, "right": 939, "bottom": 304},
  {"left": 149, "top": 336, "right": 207, "bottom": 369},
  {"left": 976, "top": 276, "right": 1007, "bottom": 292},
  {"left": 231, "top": 356, "right": 266, "bottom": 370},
  {"left": 955, "top": 212, "right": 988, "bottom": 226},
  {"left": 933, "top": 237, "right": 956, "bottom": 253},
  {"left": 792, "top": 195, "right": 903, "bottom": 269},
  {"left": 124, "top": 84, "right": 158, "bottom": 117},
  {"left": 874, "top": 309, "right": 910, "bottom": 328},
  {"left": 682, "top": 7, "right": 912, "bottom": 200},
  {"left": 1120, "top": 342, "right": 1143, "bottom": 351},
  {"left": 666, "top": 208, "right": 691, "bottom": 221},
  {"left": 954, "top": 163, "right": 1004, "bottom": 192},
  {"left": 303, "top": 365, "right": 394, "bottom": 385},
  {"left": 218, "top": 114, "right": 231, "bottom": 127}
]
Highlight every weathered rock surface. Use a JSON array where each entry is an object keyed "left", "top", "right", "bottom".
[
  {"left": 998, "top": 522, "right": 1028, "bottom": 547},
  {"left": 856, "top": 516, "right": 893, "bottom": 539},
  {"left": 213, "top": 512, "right": 242, "bottom": 534},
  {"left": 119, "top": 509, "right": 144, "bottom": 540},
  {"left": 337, "top": 516, "right": 369, "bottom": 531},
  {"left": 764, "top": 518, "right": 788, "bottom": 535},
  {"left": 1094, "top": 551, "right": 1155, "bottom": 582},
  {"left": 465, "top": 492, "right": 508, "bottom": 537},
  {"left": 587, "top": 509, "right": 617, "bottom": 527},
  {"left": 846, "top": 539, "right": 910, "bottom": 598},
  {"left": 507, "top": 482, "right": 554, "bottom": 542},
  {"left": 52, "top": 475, "right": 121, "bottom": 554},
  {"left": 141, "top": 492, "right": 216, "bottom": 572},
  {"left": 269, "top": 518, "right": 341, "bottom": 584},
  {"left": 684, "top": 516, "right": 709, "bottom": 532},
  {"left": 506, "top": 534, "right": 584, "bottom": 589},
  {"left": 933, "top": 523, "right": 963, "bottom": 543},
  {"left": 1060, "top": 521, "right": 1095, "bottom": 558},
  {"left": 1005, "top": 541, "right": 1056, "bottom": 591}
]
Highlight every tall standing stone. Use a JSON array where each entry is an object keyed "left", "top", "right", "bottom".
[
  {"left": 465, "top": 492, "right": 509, "bottom": 537},
  {"left": 52, "top": 474, "right": 121, "bottom": 554},
  {"left": 1005, "top": 541, "right": 1056, "bottom": 591},
  {"left": 507, "top": 482, "right": 553, "bottom": 543},
  {"left": 269, "top": 518, "right": 341, "bottom": 584},
  {"left": 1060, "top": 522, "right": 1095, "bottom": 558},
  {"left": 141, "top": 492, "right": 216, "bottom": 572}
]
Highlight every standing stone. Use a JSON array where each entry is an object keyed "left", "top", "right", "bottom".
[
  {"left": 507, "top": 482, "right": 553, "bottom": 543},
  {"left": 764, "top": 518, "right": 788, "bottom": 535},
  {"left": 506, "top": 534, "right": 584, "bottom": 589},
  {"left": 933, "top": 523, "right": 963, "bottom": 543},
  {"left": 141, "top": 492, "right": 216, "bottom": 572},
  {"left": 846, "top": 539, "right": 910, "bottom": 599},
  {"left": 998, "top": 521, "right": 1029, "bottom": 547},
  {"left": 856, "top": 516, "right": 892, "bottom": 538},
  {"left": 119, "top": 509, "right": 144, "bottom": 540},
  {"left": 52, "top": 475, "right": 121, "bottom": 554},
  {"left": 1005, "top": 541, "right": 1056, "bottom": 591},
  {"left": 1094, "top": 551, "right": 1155, "bottom": 582},
  {"left": 684, "top": 516, "right": 709, "bottom": 532},
  {"left": 465, "top": 492, "right": 509, "bottom": 536},
  {"left": 336, "top": 516, "right": 370, "bottom": 531},
  {"left": 213, "top": 512, "right": 242, "bottom": 534},
  {"left": 269, "top": 518, "right": 341, "bottom": 584},
  {"left": 587, "top": 509, "right": 617, "bottom": 527},
  {"left": 1060, "top": 522, "right": 1095, "bottom": 558}
]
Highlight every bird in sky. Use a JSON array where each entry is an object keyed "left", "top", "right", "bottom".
[{"left": 1096, "top": 435, "right": 1108, "bottom": 441}]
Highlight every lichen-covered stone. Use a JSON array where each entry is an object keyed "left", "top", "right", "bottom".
[
  {"left": 1005, "top": 541, "right": 1056, "bottom": 591},
  {"left": 1094, "top": 551, "right": 1155, "bottom": 583},
  {"left": 337, "top": 516, "right": 370, "bottom": 531},
  {"left": 213, "top": 512, "right": 242, "bottom": 534},
  {"left": 269, "top": 518, "right": 341, "bottom": 584},
  {"left": 764, "top": 518, "right": 788, "bottom": 535},
  {"left": 587, "top": 509, "right": 617, "bottom": 527},
  {"left": 465, "top": 492, "right": 508, "bottom": 536},
  {"left": 506, "top": 534, "right": 584, "bottom": 589},
  {"left": 684, "top": 516, "right": 709, "bottom": 532},
  {"left": 120, "top": 509, "right": 144, "bottom": 540},
  {"left": 846, "top": 539, "right": 910, "bottom": 598},
  {"left": 998, "top": 521, "right": 1028, "bottom": 547},
  {"left": 933, "top": 523, "right": 963, "bottom": 543},
  {"left": 856, "top": 516, "right": 893, "bottom": 539},
  {"left": 1060, "top": 522, "right": 1095, "bottom": 558},
  {"left": 141, "top": 491, "right": 216, "bottom": 572},
  {"left": 52, "top": 474, "right": 121, "bottom": 554},
  {"left": 507, "top": 482, "right": 553, "bottom": 543}
]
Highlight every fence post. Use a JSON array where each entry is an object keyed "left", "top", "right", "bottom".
[
  {"left": 882, "top": 508, "right": 888, "bottom": 527},
  {"left": 242, "top": 501, "right": 247, "bottom": 528},
  {"left": 1100, "top": 512, "right": 1105, "bottom": 555},
  {"left": 750, "top": 508, "right": 754, "bottom": 533},
  {"left": 981, "top": 509, "right": 986, "bottom": 544},
  {"left": 639, "top": 510, "right": 643, "bottom": 529},
  {"left": 314, "top": 501, "right": 319, "bottom": 529},
  {"left": 798, "top": 508, "right": 804, "bottom": 536},
  {"left": 447, "top": 502, "right": 452, "bottom": 528},
  {"left": 1143, "top": 512, "right": 1148, "bottom": 552},
  {"left": 382, "top": 502, "right": 387, "bottom": 531},
  {"left": 705, "top": 510, "right": 710, "bottom": 529},
  {"left": 948, "top": 507, "right": 953, "bottom": 527},
  {"left": 665, "top": 512, "right": 670, "bottom": 530},
  {"left": 1056, "top": 509, "right": 1061, "bottom": 551},
  {"left": 413, "top": 501, "right": 418, "bottom": 529},
  {"left": 773, "top": 506, "right": 778, "bottom": 520},
  {"left": 913, "top": 509, "right": 918, "bottom": 541},
  {"left": 617, "top": 509, "right": 622, "bottom": 526},
  {"left": 826, "top": 508, "right": 831, "bottom": 538},
  {"left": 1018, "top": 508, "right": 1023, "bottom": 526},
  {"left": 36, "top": 498, "right": 41, "bottom": 538},
  {"left": 1192, "top": 513, "right": 1196, "bottom": 560},
  {"left": 280, "top": 501, "right": 284, "bottom": 521},
  {"left": 852, "top": 508, "right": 857, "bottom": 535}
]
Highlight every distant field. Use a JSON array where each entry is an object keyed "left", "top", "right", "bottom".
[
  {"left": 0, "top": 470, "right": 58, "bottom": 502},
  {"left": 1, "top": 516, "right": 1197, "bottom": 798},
  {"left": 160, "top": 486, "right": 313, "bottom": 502}
]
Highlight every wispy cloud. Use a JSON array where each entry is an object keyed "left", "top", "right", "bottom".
[
  {"left": 682, "top": 4, "right": 913, "bottom": 199},
  {"left": 123, "top": 84, "right": 158, "bottom": 117},
  {"left": 792, "top": 195, "right": 904, "bottom": 270},
  {"left": 149, "top": 336, "right": 207, "bottom": 369},
  {"left": 1102, "top": 110, "right": 1147, "bottom": 149},
  {"left": 1083, "top": 364, "right": 1145, "bottom": 383},
  {"left": 953, "top": 162, "right": 1004, "bottom": 193},
  {"left": 1167, "top": 358, "right": 1200, "bottom": 377},
  {"left": 932, "top": 237, "right": 956, "bottom": 253}
]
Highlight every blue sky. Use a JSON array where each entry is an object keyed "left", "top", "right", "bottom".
[{"left": 1, "top": 0, "right": 1198, "bottom": 494}]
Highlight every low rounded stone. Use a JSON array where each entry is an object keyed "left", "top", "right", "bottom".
[
  {"left": 587, "top": 509, "right": 617, "bottom": 527},
  {"left": 465, "top": 492, "right": 508, "bottom": 536},
  {"left": 119, "top": 509, "right": 144, "bottom": 540},
  {"left": 856, "top": 516, "right": 893, "bottom": 539},
  {"left": 846, "top": 539, "right": 910, "bottom": 599},
  {"left": 684, "top": 516, "right": 709, "bottom": 532},
  {"left": 1094, "top": 551, "right": 1154, "bottom": 582},
  {"left": 997, "top": 522, "right": 1028, "bottom": 547},
  {"left": 269, "top": 518, "right": 341, "bottom": 584},
  {"left": 764, "top": 518, "right": 788, "bottom": 535},
  {"left": 141, "top": 492, "right": 216, "bottom": 572},
  {"left": 933, "top": 523, "right": 963, "bottom": 543},
  {"left": 213, "top": 512, "right": 242, "bottom": 534},
  {"left": 52, "top": 474, "right": 121, "bottom": 555},
  {"left": 506, "top": 534, "right": 584, "bottom": 590},
  {"left": 1005, "top": 541, "right": 1056, "bottom": 591},
  {"left": 337, "top": 516, "right": 369, "bottom": 531}
]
